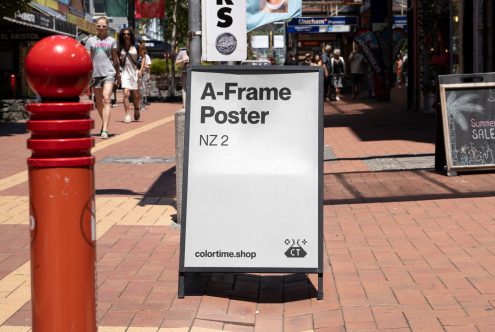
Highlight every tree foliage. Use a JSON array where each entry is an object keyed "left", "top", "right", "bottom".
[
  {"left": 164, "top": 0, "right": 188, "bottom": 49},
  {"left": 0, "top": 0, "right": 31, "bottom": 18}
]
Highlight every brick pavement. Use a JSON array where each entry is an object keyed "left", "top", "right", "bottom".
[{"left": 1, "top": 97, "right": 495, "bottom": 331}]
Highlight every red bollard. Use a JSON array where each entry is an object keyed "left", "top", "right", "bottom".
[
  {"left": 25, "top": 35, "right": 96, "bottom": 331},
  {"left": 10, "top": 74, "right": 16, "bottom": 98}
]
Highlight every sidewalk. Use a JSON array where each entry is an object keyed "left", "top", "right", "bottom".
[{"left": 1, "top": 95, "right": 495, "bottom": 331}]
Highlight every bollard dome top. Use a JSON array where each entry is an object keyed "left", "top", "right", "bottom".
[{"left": 25, "top": 35, "right": 93, "bottom": 98}]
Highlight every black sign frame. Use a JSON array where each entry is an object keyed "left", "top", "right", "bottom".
[
  {"left": 178, "top": 66, "right": 324, "bottom": 300},
  {"left": 439, "top": 73, "right": 495, "bottom": 176}
]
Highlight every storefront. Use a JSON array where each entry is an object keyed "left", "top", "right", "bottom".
[
  {"left": 249, "top": 22, "right": 287, "bottom": 65},
  {"left": 0, "top": 8, "right": 77, "bottom": 99},
  {"left": 287, "top": 16, "right": 357, "bottom": 62}
]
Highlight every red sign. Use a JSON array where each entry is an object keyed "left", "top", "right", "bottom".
[{"left": 135, "top": 0, "right": 165, "bottom": 19}]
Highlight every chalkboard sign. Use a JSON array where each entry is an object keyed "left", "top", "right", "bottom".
[{"left": 439, "top": 78, "right": 495, "bottom": 175}]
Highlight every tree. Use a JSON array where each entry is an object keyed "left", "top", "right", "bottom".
[
  {"left": 0, "top": 0, "right": 31, "bottom": 18},
  {"left": 163, "top": 0, "right": 188, "bottom": 96},
  {"left": 164, "top": 0, "right": 188, "bottom": 49}
]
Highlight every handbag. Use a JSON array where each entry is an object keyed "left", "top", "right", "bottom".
[{"left": 121, "top": 45, "right": 142, "bottom": 69}]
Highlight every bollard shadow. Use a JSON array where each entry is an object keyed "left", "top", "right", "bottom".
[
  {"left": 0, "top": 122, "right": 28, "bottom": 136},
  {"left": 182, "top": 272, "right": 318, "bottom": 303},
  {"left": 96, "top": 189, "right": 144, "bottom": 196}
]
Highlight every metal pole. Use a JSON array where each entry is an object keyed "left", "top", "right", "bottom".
[
  {"left": 25, "top": 35, "right": 96, "bottom": 332},
  {"left": 449, "top": 0, "right": 453, "bottom": 73},
  {"left": 177, "top": 0, "right": 201, "bottom": 225},
  {"left": 189, "top": 0, "right": 201, "bottom": 65},
  {"left": 128, "top": 0, "right": 135, "bottom": 30},
  {"left": 386, "top": 0, "right": 393, "bottom": 101},
  {"left": 89, "top": 0, "right": 95, "bottom": 15}
]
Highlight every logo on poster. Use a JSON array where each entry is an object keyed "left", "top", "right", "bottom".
[
  {"left": 216, "top": 33, "right": 237, "bottom": 55},
  {"left": 284, "top": 239, "right": 308, "bottom": 258}
]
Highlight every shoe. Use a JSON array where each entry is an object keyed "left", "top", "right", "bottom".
[
  {"left": 111, "top": 104, "right": 117, "bottom": 108},
  {"left": 134, "top": 108, "right": 141, "bottom": 121},
  {"left": 124, "top": 114, "right": 132, "bottom": 123},
  {"left": 336, "top": 96, "right": 341, "bottom": 101},
  {"left": 101, "top": 130, "right": 109, "bottom": 139}
]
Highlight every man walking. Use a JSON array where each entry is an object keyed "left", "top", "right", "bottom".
[
  {"left": 322, "top": 44, "right": 335, "bottom": 101},
  {"left": 85, "top": 17, "right": 121, "bottom": 139}
]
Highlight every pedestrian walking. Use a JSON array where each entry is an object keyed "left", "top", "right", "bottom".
[
  {"left": 348, "top": 42, "right": 366, "bottom": 99},
  {"left": 118, "top": 28, "right": 144, "bottom": 123},
  {"left": 85, "top": 17, "right": 121, "bottom": 139},
  {"left": 331, "top": 49, "right": 345, "bottom": 101},
  {"left": 322, "top": 44, "right": 334, "bottom": 101},
  {"left": 175, "top": 46, "right": 189, "bottom": 109},
  {"left": 301, "top": 53, "right": 313, "bottom": 66},
  {"left": 395, "top": 53, "right": 403, "bottom": 88},
  {"left": 313, "top": 53, "right": 322, "bottom": 67},
  {"left": 140, "top": 48, "right": 151, "bottom": 108},
  {"left": 284, "top": 52, "right": 298, "bottom": 65}
]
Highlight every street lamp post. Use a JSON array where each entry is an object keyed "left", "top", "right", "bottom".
[{"left": 189, "top": 0, "right": 201, "bottom": 65}]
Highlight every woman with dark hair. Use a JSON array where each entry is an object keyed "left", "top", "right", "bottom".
[{"left": 118, "top": 28, "right": 144, "bottom": 123}]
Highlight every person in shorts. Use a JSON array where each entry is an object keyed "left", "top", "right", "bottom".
[
  {"left": 85, "top": 17, "right": 121, "bottom": 139},
  {"left": 331, "top": 49, "right": 346, "bottom": 101}
]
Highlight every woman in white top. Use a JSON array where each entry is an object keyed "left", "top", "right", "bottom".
[{"left": 118, "top": 28, "right": 144, "bottom": 123}]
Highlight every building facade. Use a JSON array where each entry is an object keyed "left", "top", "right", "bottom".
[{"left": 0, "top": 0, "right": 97, "bottom": 99}]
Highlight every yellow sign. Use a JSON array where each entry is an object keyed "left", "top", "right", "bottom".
[
  {"left": 32, "top": 0, "right": 59, "bottom": 10},
  {"left": 67, "top": 13, "right": 97, "bottom": 34}
]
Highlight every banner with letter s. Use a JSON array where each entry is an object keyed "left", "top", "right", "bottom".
[
  {"left": 202, "top": 0, "right": 247, "bottom": 61},
  {"left": 247, "top": 0, "right": 302, "bottom": 32}
]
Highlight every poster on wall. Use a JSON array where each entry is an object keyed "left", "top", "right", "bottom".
[{"left": 247, "top": 0, "right": 302, "bottom": 32}]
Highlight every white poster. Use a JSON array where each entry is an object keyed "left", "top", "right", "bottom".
[
  {"left": 182, "top": 67, "right": 321, "bottom": 269},
  {"left": 251, "top": 35, "right": 269, "bottom": 48},
  {"left": 202, "top": 0, "right": 247, "bottom": 61},
  {"left": 273, "top": 35, "right": 285, "bottom": 48}
]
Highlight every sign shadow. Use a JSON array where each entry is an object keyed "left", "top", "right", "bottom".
[{"left": 183, "top": 272, "right": 318, "bottom": 303}]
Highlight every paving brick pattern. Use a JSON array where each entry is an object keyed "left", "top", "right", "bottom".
[{"left": 2, "top": 97, "right": 495, "bottom": 331}]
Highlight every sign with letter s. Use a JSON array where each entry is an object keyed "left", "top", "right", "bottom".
[{"left": 202, "top": 0, "right": 247, "bottom": 61}]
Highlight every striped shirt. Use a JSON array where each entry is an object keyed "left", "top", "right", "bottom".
[{"left": 85, "top": 35, "right": 117, "bottom": 78}]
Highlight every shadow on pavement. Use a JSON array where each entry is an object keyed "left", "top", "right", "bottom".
[
  {"left": 183, "top": 272, "right": 318, "bottom": 303},
  {"left": 0, "top": 122, "right": 28, "bottom": 136},
  {"left": 324, "top": 101, "right": 436, "bottom": 144},
  {"left": 96, "top": 189, "right": 143, "bottom": 196},
  {"left": 139, "top": 167, "right": 176, "bottom": 205},
  {"left": 324, "top": 168, "right": 495, "bottom": 205}
]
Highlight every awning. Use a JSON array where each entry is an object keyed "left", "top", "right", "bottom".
[
  {"left": 2, "top": 16, "right": 76, "bottom": 37},
  {"left": 29, "top": 2, "right": 66, "bottom": 21},
  {"left": 143, "top": 40, "right": 172, "bottom": 58}
]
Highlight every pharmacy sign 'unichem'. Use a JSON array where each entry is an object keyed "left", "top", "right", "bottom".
[{"left": 202, "top": 0, "right": 247, "bottom": 61}]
